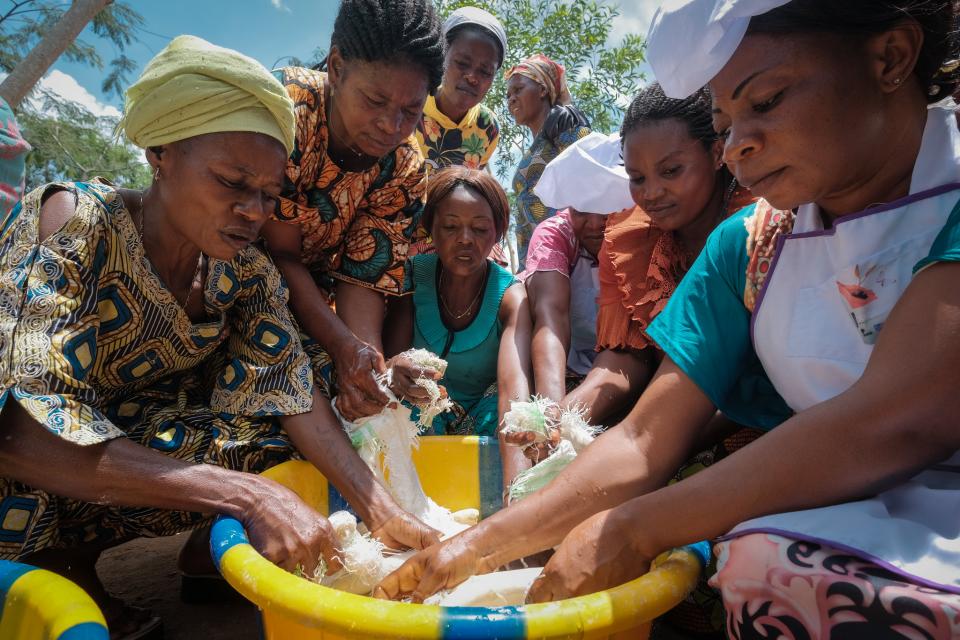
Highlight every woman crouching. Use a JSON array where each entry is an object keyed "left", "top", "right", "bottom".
[{"left": 384, "top": 166, "right": 533, "bottom": 492}]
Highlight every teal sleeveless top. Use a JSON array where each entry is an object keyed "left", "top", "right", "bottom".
[{"left": 407, "top": 254, "right": 516, "bottom": 406}]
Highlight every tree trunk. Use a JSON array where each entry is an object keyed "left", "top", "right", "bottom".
[{"left": 0, "top": 0, "right": 113, "bottom": 109}]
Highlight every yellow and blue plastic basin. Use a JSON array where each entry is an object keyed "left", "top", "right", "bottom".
[
  {"left": 0, "top": 560, "right": 108, "bottom": 640},
  {"left": 211, "top": 435, "right": 705, "bottom": 639}
]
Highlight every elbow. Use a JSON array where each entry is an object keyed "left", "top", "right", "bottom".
[
  {"left": 892, "top": 411, "right": 960, "bottom": 464},
  {"left": 863, "top": 385, "right": 960, "bottom": 468}
]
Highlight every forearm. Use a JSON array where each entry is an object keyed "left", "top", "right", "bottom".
[
  {"left": 497, "top": 358, "right": 534, "bottom": 490},
  {"left": 474, "top": 362, "right": 714, "bottom": 567},
  {"left": 498, "top": 439, "right": 531, "bottom": 496},
  {"left": 527, "top": 275, "right": 571, "bottom": 402},
  {"left": 279, "top": 387, "right": 398, "bottom": 525},
  {"left": 382, "top": 294, "right": 414, "bottom": 358},
  {"left": 562, "top": 349, "right": 655, "bottom": 424},
  {"left": 469, "top": 419, "right": 688, "bottom": 567},
  {"left": 531, "top": 318, "right": 569, "bottom": 402},
  {"left": 276, "top": 257, "right": 359, "bottom": 354},
  {"left": 0, "top": 401, "right": 258, "bottom": 520},
  {"left": 335, "top": 281, "right": 387, "bottom": 352},
  {"left": 621, "top": 382, "right": 960, "bottom": 558}
]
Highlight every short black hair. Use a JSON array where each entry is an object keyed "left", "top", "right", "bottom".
[
  {"left": 422, "top": 166, "right": 509, "bottom": 242},
  {"left": 620, "top": 82, "right": 717, "bottom": 149},
  {"left": 748, "top": 0, "right": 959, "bottom": 102},
  {"left": 331, "top": 0, "right": 445, "bottom": 94}
]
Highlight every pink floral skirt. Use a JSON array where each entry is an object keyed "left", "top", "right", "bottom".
[{"left": 711, "top": 533, "right": 960, "bottom": 639}]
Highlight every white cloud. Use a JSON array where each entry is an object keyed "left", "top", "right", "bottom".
[
  {"left": 34, "top": 70, "right": 121, "bottom": 118},
  {"left": 604, "top": 1, "right": 658, "bottom": 45},
  {"left": 270, "top": 0, "right": 291, "bottom": 13}
]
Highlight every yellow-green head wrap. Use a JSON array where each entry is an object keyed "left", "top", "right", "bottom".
[{"left": 119, "top": 35, "right": 295, "bottom": 154}]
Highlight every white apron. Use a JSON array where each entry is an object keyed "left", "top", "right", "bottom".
[
  {"left": 729, "top": 105, "right": 960, "bottom": 593},
  {"left": 566, "top": 250, "right": 599, "bottom": 376}
]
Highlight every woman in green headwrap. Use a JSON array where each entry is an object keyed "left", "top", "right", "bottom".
[{"left": 0, "top": 35, "right": 356, "bottom": 637}]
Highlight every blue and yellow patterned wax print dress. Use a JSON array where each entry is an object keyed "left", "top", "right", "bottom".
[
  {"left": 0, "top": 181, "right": 313, "bottom": 559},
  {"left": 407, "top": 254, "right": 516, "bottom": 437},
  {"left": 512, "top": 104, "right": 591, "bottom": 268}
]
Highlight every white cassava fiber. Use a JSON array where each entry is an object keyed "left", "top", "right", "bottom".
[
  {"left": 505, "top": 399, "right": 601, "bottom": 504},
  {"left": 424, "top": 568, "right": 543, "bottom": 607},
  {"left": 500, "top": 396, "right": 557, "bottom": 442}
]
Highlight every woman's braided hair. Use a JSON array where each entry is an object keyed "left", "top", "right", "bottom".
[
  {"left": 331, "top": 0, "right": 445, "bottom": 93},
  {"left": 620, "top": 82, "right": 718, "bottom": 149},
  {"left": 620, "top": 82, "right": 736, "bottom": 202},
  {"left": 748, "top": 0, "right": 959, "bottom": 103}
]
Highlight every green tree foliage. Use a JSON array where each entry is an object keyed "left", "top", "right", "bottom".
[
  {"left": 437, "top": 0, "right": 646, "bottom": 180},
  {"left": 19, "top": 88, "right": 150, "bottom": 189},
  {"left": 0, "top": 0, "right": 143, "bottom": 100},
  {"left": 293, "top": 0, "right": 644, "bottom": 182}
]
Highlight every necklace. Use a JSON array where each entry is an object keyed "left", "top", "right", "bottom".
[
  {"left": 439, "top": 267, "right": 485, "bottom": 321},
  {"left": 138, "top": 190, "right": 205, "bottom": 311}
]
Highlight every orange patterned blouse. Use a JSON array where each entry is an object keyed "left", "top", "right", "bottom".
[{"left": 274, "top": 67, "right": 427, "bottom": 295}]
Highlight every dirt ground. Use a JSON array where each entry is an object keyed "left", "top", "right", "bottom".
[{"left": 98, "top": 534, "right": 260, "bottom": 640}]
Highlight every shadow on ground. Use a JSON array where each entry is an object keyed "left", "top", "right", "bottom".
[{"left": 98, "top": 534, "right": 260, "bottom": 639}]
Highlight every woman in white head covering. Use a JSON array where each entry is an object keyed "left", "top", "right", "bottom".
[
  {"left": 376, "top": 2, "right": 960, "bottom": 632},
  {"left": 517, "top": 132, "right": 633, "bottom": 404}
]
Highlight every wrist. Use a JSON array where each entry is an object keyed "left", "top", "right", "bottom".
[
  {"left": 215, "top": 470, "right": 267, "bottom": 522},
  {"left": 355, "top": 484, "right": 402, "bottom": 530},
  {"left": 470, "top": 514, "right": 528, "bottom": 571},
  {"left": 614, "top": 498, "right": 660, "bottom": 560},
  {"left": 329, "top": 332, "right": 364, "bottom": 362}
]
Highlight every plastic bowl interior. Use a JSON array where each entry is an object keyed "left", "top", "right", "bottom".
[
  {"left": 0, "top": 559, "right": 108, "bottom": 640},
  {"left": 211, "top": 436, "right": 702, "bottom": 640}
]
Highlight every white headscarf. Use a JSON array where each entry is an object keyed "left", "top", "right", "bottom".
[
  {"left": 646, "top": 0, "right": 792, "bottom": 99},
  {"left": 533, "top": 132, "right": 635, "bottom": 214}
]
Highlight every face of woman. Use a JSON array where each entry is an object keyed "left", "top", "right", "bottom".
[
  {"left": 153, "top": 131, "right": 286, "bottom": 260},
  {"left": 623, "top": 119, "right": 722, "bottom": 232},
  {"left": 710, "top": 33, "right": 888, "bottom": 212},
  {"left": 438, "top": 30, "right": 500, "bottom": 117},
  {"left": 329, "top": 49, "right": 430, "bottom": 158},
  {"left": 506, "top": 74, "right": 548, "bottom": 128},
  {"left": 568, "top": 209, "right": 607, "bottom": 257},
  {"left": 430, "top": 185, "right": 499, "bottom": 277}
]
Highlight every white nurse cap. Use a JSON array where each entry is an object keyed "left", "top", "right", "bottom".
[
  {"left": 533, "top": 132, "right": 635, "bottom": 214},
  {"left": 647, "top": 0, "right": 793, "bottom": 98}
]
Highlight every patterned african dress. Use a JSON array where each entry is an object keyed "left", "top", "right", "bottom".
[
  {"left": 409, "top": 95, "right": 507, "bottom": 263},
  {"left": 0, "top": 181, "right": 313, "bottom": 559},
  {"left": 275, "top": 67, "right": 427, "bottom": 391},
  {"left": 406, "top": 254, "right": 516, "bottom": 437},
  {"left": 415, "top": 95, "right": 500, "bottom": 172},
  {"left": 512, "top": 104, "right": 590, "bottom": 268},
  {"left": 0, "top": 97, "right": 29, "bottom": 217}
]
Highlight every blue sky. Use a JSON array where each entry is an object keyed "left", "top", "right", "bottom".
[
  {"left": 48, "top": 0, "right": 654, "bottom": 114},
  {"left": 54, "top": 0, "right": 340, "bottom": 110}
]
